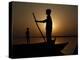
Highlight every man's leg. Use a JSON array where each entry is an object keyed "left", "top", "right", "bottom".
[{"left": 46, "top": 31, "right": 51, "bottom": 44}]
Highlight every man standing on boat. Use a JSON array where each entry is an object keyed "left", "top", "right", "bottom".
[
  {"left": 35, "top": 9, "right": 52, "bottom": 45},
  {"left": 26, "top": 28, "right": 30, "bottom": 44}
]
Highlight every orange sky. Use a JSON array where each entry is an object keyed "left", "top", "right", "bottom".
[{"left": 12, "top": 2, "right": 78, "bottom": 37}]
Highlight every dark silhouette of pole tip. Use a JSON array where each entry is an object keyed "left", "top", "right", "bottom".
[{"left": 26, "top": 27, "right": 30, "bottom": 44}]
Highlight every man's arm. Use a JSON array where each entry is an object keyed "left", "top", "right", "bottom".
[{"left": 35, "top": 19, "right": 47, "bottom": 23}]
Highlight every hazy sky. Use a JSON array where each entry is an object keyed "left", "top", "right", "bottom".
[{"left": 12, "top": 2, "right": 78, "bottom": 37}]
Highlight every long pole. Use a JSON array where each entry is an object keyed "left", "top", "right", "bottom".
[{"left": 32, "top": 13, "right": 46, "bottom": 42}]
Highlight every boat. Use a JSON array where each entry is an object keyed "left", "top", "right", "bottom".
[{"left": 12, "top": 40, "right": 68, "bottom": 58}]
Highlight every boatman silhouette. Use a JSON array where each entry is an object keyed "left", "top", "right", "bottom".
[{"left": 35, "top": 9, "right": 52, "bottom": 45}]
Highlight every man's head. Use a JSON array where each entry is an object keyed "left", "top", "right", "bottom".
[
  {"left": 46, "top": 9, "right": 51, "bottom": 15},
  {"left": 27, "top": 28, "right": 29, "bottom": 30}
]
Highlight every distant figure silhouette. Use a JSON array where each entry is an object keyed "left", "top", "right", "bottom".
[
  {"left": 26, "top": 28, "right": 30, "bottom": 44},
  {"left": 35, "top": 9, "right": 52, "bottom": 45}
]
